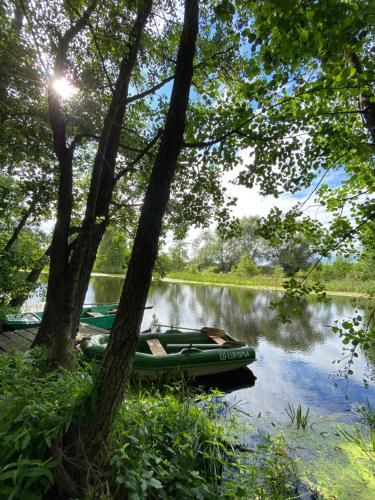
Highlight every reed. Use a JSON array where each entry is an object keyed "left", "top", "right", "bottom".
[{"left": 285, "top": 403, "right": 310, "bottom": 429}]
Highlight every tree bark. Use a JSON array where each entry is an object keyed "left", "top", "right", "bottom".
[
  {"left": 350, "top": 53, "right": 375, "bottom": 142},
  {"left": 60, "top": 0, "right": 199, "bottom": 477},
  {"left": 33, "top": 1, "right": 151, "bottom": 365}
]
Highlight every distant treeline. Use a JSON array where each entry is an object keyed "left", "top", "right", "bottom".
[{"left": 94, "top": 217, "right": 375, "bottom": 282}]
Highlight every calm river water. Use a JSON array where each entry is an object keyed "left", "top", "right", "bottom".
[{"left": 33, "top": 275, "right": 375, "bottom": 420}]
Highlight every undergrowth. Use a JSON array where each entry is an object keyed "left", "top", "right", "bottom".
[{"left": 0, "top": 349, "right": 301, "bottom": 499}]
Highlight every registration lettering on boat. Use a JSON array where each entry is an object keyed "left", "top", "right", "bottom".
[{"left": 219, "top": 349, "right": 252, "bottom": 361}]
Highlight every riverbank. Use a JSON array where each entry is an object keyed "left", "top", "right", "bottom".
[
  {"left": 164, "top": 272, "right": 375, "bottom": 298},
  {"left": 1, "top": 349, "right": 373, "bottom": 498},
  {"left": 0, "top": 349, "right": 309, "bottom": 498},
  {"left": 59, "top": 271, "right": 375, "bottom": 297}
]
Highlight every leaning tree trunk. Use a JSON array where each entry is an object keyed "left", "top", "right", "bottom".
[
  {"left": 9, "top": 266, "right": 44, "bottom": 309},
  {"left": 66, "top": 92, "right": 137, "bottom": 341},
  {"left": 59, "top": 2, "right": 199, "bottom": 483},
  {"left": 4, "top": 195, "right": 37, "bottom": 252},
  {"left": 33, "top": 0, "right": 152, "bottom": 365},
  {"left": 9, "top": 247, "right": 50, "bottom": 309}
]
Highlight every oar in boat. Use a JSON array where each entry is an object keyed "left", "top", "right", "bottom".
[
  {"left": 83, "top": 303, "right": 153, "bottom": 310},
  {"left": 155, "top": 324, "right": 226, "bottom": 337}
]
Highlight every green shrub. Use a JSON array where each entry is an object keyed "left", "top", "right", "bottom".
[
  {"left": 110, "top": 391, "right": 226, "bottom": 498},
  {"left": 0, "top": 352, "right": 301, "bottom": 498},
  {"left": 0, "top": 349, "right": 93, "bottom": 498},
  {"left": 272, "top": 266, "right": 285, "bottom": 277},
  {"left": 234, "top": 253, "right": 259, "bottom": 277}
]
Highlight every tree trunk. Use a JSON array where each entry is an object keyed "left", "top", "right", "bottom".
[
  {"left": 33, "top": 78, "right": 74, "bottom": 357},
  {"left": 32, "top": 1, "right": 98, "bottom": 361},
  {"left": 9, "top": 267, "right": 44, "bottom": 309},
  {"left": 9, "top": 247, "right": 50, "bottom": 309},
  {"left": 350, "top": 53, "right": 375, "bottom": 142},
  {"left": 4, "top": 196, "right": 37, "bottom": 252},
  {"left": 60, "top": 0, "right": 199, "bottom": 482},
  {"left": 33, "top": 1, "right": 152, "bottom": 364},
  {"left": 32, "top": 147, "right": 73, "bottom": 364}
]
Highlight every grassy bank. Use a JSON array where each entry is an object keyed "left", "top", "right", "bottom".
[
  {"left": 0, "top": 349, "right": 303, "bottom": 498},
  {"left": 165, "top": 272, "right": 375, "bottom": 297},
  {"left": 1, "top": 350, "right": 373, "bottom": 498}
]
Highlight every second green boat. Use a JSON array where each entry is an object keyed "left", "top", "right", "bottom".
[{"left": 4, "top": 304, "right": 118, "bottom": 330}]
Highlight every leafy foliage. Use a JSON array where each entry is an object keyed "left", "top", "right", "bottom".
[
  {"left": 0, "top": 229, "right": 48, "bottom": 322},
  {"left": 0, "top": 348, "right": 92, "bottom": 497},
  {"left": 0, "top": 351, "right": 302, "bottom": 498},
  {"left": 93, "top": 225, "right": 129, "bottom": 274},
  {"left": 234, "top": 252, "right": 258, "bottom": 277}
]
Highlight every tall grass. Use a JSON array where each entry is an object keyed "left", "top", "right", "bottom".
[
  {"left": 285, "top": 403, "right": 311, "bottom": 429},
  {"left": 166, "top": 271, "right": 375, "bottom": 295},
  {"left": 167, "top": 272, "right": 286, "bottom": 288}
]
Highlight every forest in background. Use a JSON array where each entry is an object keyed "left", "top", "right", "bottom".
[{"left": 92, "top": 216, "right": 375, "bottom": 294}]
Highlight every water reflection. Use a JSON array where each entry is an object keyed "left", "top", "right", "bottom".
[
  {"left": 147, "top": 282, "right": 325, "bottom": 353},
  {"left": 89, "top": 276, "right": 124, "bottom": 304},
  {"left": 193, "top": 367, "right": 257, "bottom": 393},
  {"left": 28, "top": 276, "right": 375, "bottom": 418}
]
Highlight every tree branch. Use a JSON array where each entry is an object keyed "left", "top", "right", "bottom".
[
  {"left": 114, "top": 129, "right": 163, "bottom": 182},
  {"left": 183, "top": 82, "right": 374, "bottom": 150},
  {"left": 68, "top": 132, "right": 156, "bottom": 157},
  {"left": 303, "top": 211, "right": 375, "bottom": 282},
  {"left": 4, "top": 196, "right": 37, "bottom": 252},
  {"left": 65, "top": 0, "right": 114, "bottom": 92},
  {"left": 49, "top": 0, "right": 98, "bottom": 162},
  {"left": 126, "top": 45, "right": 236, "bottom": 105},
  {"left": 54, "top": 0, "right": 98, "bottom": 75},
  {"left": 350, "top": 52, "right": 375, "bottom": 142},
  {"left": 126, "top": 74, "right": 175, "bottom": 104},
  {"left": 296, "top": 149, "right": 352, "bottom": 215}
]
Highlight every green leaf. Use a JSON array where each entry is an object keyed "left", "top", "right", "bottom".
[{"left": 300, "top": 28, "right": 309, "bottom": 42}]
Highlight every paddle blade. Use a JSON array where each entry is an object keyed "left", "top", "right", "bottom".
[{"left": 200, "top": 327, "right": 226, "bottom": 337}]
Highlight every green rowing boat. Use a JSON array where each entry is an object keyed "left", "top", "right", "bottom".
[
  {"left": 4, "top": 304, "right": 118, "bottom": 330},
  {"left": 80, "top": 332, "right": 256, "bottom": 379}
]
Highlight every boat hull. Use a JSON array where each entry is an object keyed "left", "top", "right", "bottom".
[
  {"left": 80, "top": 333, "right": 256, "bottom": 379},
  {"left": 135, "top": 360, "right": 254, "bottom": 379}
]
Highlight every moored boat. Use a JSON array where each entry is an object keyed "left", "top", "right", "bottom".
[
  {"left": 3, "top": 312, "right": 43, "bottom": 330},
  {"left": 79, "top": 332, "right": 256, "bottom": 379},
  {"left": 4, "top": 304, "right": 118, "bottom": 330}
]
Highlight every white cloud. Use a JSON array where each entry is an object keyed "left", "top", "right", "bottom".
[{"left": 222, "top": 165, "right": 298, "bottom": 220}]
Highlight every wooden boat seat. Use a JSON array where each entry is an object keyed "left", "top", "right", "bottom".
[
  {"left": 147, "top": 339, "right": 167, "bottom": 356},
  {"left": 200, "top": 327, "right": 225, "bottom": 337},
  {"left": 208, "top": 335, "right": 226, "bottom": 345},
  {"left": 86, "top": 311, "right": 104, "bottom": 318}
]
